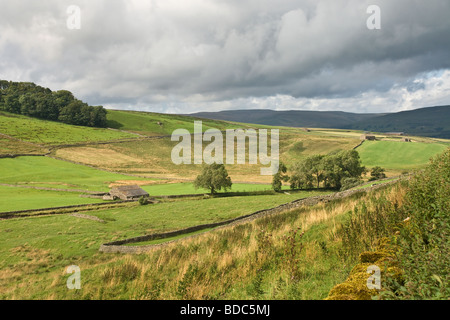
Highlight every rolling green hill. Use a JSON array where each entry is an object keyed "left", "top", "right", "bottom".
[
  {"left": 0, "top": 156, "right": 151, "bottom": 192},
  {"left": 106, "top": 109, "right": 252, "bottom": 136},
  {"left": 0, "top": 111, "right": 136, "bottom": 146}
]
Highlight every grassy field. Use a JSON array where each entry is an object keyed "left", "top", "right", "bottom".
[
  {"left": 0, "top": 111, "right": 138, "bottom": 146},
  {"left": 142, "top": 182, "right": 287, "bottom": 196},
  {"left": 106, "top": 110, "right": 251, "bottom": 136},
  {"left": 0, "top": 189, "right": 331, "bottom": 299},
  {"left": 0, "top": 135, "right": 49, "bottom": 155},
  {"left": 0, "top": 186, "right": 104, "bottom": 212},
  {"left": 1, "top": 109, "right": 449, "bottom": 300},
  {"left": 0, "top": 182, "right": 398, "bottom": 300},
  {"left": 358, "top": 140, "right": 448, "bottom": 170},
  {"left": 53, "top": 128, "right": 363, "bottom": 183},
  {"left": 0, "top": 156, "right": 154, "bottom": 192}
]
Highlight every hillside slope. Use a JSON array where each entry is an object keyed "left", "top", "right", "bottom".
[
  {"left": 345, "top": 105, "right": 450, "bottom": 138},
  {"left": 188, "top": 105, "right": 450, "bottom": 138},
  {"left": 106, "top": 109, "right": 254, "bottom": 136}
]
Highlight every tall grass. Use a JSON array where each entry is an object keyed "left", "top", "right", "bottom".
[
  {"left": 334, "top": 183, "right": 408, "bottom": 261},
  {"left": 328, "top": 148, "right": 449, "bottom": 300}
]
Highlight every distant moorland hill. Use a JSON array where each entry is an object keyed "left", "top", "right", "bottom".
[
  {"left": 344, "top": 105, "right": 450, "bottom": 139},
  {"left": 189, "top": 105, "right": 450, "bottom": 138},
  {"left": 188, "top": 109, "right": 383, "bottom": 130}
]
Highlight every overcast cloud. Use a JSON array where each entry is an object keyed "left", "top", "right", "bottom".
[{"left": 1, "top": 0, "right": 449, "bottom": 114}]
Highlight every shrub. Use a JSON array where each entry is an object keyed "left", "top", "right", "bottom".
[
  {"left": 382, "top": 148, "right": 450, "bottom": 300},
  {"left": 138, "top": 196, "right": 149, "bottom": 205},
  {"left": 369, "top": 166, "right": 386, "bottom": 181},
  {"left": 340, "top": 177, "right": 362, "bottom": 191}
]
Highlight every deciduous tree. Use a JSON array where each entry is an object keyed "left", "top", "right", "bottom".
[{"left": 194, "top": 163, "right": 232, "bottom": 195}]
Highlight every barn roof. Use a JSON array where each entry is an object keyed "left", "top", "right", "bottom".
[{"left": 110, "top": 185, "right": 149, "bottom": 197}]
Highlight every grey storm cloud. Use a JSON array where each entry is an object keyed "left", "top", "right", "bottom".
[{"left": 0, "top": 0, "right": 449, "bottom": 113}]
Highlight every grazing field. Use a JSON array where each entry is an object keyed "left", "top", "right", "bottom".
[
  {"left": 142, "top": 182, "right": 284, "bottom": 196},
  {"left": 0, "top": 112, "right": 138, "bottom": 146},
  {"left": 0, "top": 156, "right": 154, "bottom": 192},
  {"left": 106, "top": 109, "right": 251, "bottom": 136},
  {"left": 1, "top": 109, "right": 449, "bottom": 301},
  {"left": 0, "top": 182, "right": 396, "bottom": 300},
  {"left": 0, "top": 186, "right": 104, "bottom": 212},
  {"left": 53, "top": 128, "right": 362, "bottom": 183},
  {"left": 358, "top": 140, "right": 448, "bottom": 170},
  {"left": 0, "top": 189, "right": 331, "bottom": 299}
]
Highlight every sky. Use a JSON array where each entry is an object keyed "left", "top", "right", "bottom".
[{"left": 1, "top": 0, "right": 449, "bottom": 114}]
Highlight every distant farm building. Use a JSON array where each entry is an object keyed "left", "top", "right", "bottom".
[
  {"left": 360, "top": 134, "right": 376, "bottom": 141},
  {"left": 385, "top": 132, "right": 405, "bottom": 136},
  {"left": 103, "top": 185, "right": 149, "bottom": 201}
]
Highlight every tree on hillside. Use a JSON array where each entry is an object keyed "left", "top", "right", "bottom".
[
  {"left": 289, "top": 155, "right": 325, "bottom": 189},
  {"left": 289, "top": 161, "right": 315, "bottom": 189},
  {"left": 194, "top": 163, "right": 232, "bottom": 195},
  {"left": 304, "top": 155, "right": 325, "bottom": 188},
  {"left": 290, "top": 150, "right": 365, "bottom": 190},
  {"left": 272, "top": 162, "right": 289, "bottom": 192},
  {"left": 3, "top": 93, "right": 21, "bottom": 114},
  {"left": 0, "top": 80, "right": 108, "bottom": 128},
  {"left": 322, "top": 150, "right": 365, "bottom": 189},
  {"left": 369, "top": 166, "right": 386, "bottom": 181}
]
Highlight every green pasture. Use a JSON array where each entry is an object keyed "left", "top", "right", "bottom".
[
  {"left": 0, "top": 156, "right": 152, "bottom": 192},
  {"left": 0, "top": 111, "right": 137, "bottom": 145},
  {"left": 106, "top": 110, "right": 249, "bottom": 136},
  {"left": 0, "top": 190, "right": 328, "bottom": 274},
  {"left": 0, "top": 186, "right": 104, "bottom": 212},
  {"left": 142, "top": 182, "right": 286, "bottom": 196},
  {"left": 358, "top": 140, "right": 448, "bottom": 169}
]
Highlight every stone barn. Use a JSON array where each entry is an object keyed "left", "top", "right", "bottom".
[
  {"left": 103, "top": 185, "right": 149, "bottom": 200},
  {"left": 360, "top": 134, "right": 376, "bottom": 141}
]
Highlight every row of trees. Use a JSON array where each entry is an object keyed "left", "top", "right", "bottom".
[
  {"left": 193, "top": 151, "right": 386, "bottom": 194},
  {"left": 0, "top": 80, "right": 107, "bottom": 127},
  {"left": 273, "top": 150, "right": 383, "bottom": 192}
]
